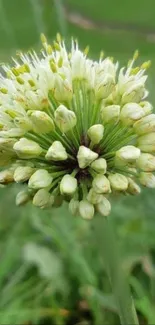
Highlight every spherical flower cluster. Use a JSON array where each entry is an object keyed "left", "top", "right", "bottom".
[{"left": 0, "top": 34, "right": 155, "bottom": 219}]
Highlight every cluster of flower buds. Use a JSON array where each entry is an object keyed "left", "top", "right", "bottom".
[{"left": 0, "top": 34, "right": 155, "bottom": 219}]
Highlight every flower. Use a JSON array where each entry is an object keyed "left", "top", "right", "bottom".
[{"left": 0, "top": 34, "right": 154, "bottom": 218}]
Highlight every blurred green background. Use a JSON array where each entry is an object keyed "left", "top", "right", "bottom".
[{"left": 1, "top": 0, "right": 155, "bottom": 324}]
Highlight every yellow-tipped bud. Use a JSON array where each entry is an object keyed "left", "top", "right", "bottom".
[
  {"left": 77, "top": 146, "right": 98, "bottom": 169},
  {"left": 45, "top": 141, "right": 68, "bottom": 161}
]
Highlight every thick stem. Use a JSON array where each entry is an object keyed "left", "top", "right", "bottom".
[{"left": 96, "top": 215, "right": 139, "bottom": 325}]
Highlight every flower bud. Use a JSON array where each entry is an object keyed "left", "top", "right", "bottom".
[
  {"left": 87, "top": 188, "right": 103, "bottom": 204},
  {"left": 14, "top": 166, "right": 34, "bottom": 183},
  {"left": 33, "top": 188, "right": 54, "bottom": 208},
  {"left": 29, "top": 110, "right": 55, "bottom": 134},
  {"left": 13, "top": 138, "right": 42, "bottom": 159},
  {"left": 140, "top": 101, "right": 153, "bottom": 115},
  {"left": 122, "top": 83, "right": 145, "bottom": 104},
  {"left": 139, "top": 172, "right": 155, "bottom": 188},
  {"left": 90, "top": 158, "right": 107, "bottom": 174},
  {"left": 127, "top": 178, "right": 141, "bottom": 195},
  {"left": 60, "top": 174, "right": 77, "bottom": 195},
  {"left": 116, "top": 145, "right": 140, "bottom": 163},
  {"left": 137, "top": 153, "right": 155, "bottom": 171},
  {"left": 77, "top": 146, "right": 98, "bottom": 168},
  {"left": 87, "top": 124, "right": 104, "bottom": 145},
  {"left": 101, "top": 105, "right": 120, "bottom": 123},
  {"left": 79, "top": 200, "right": 94, "bottom": 220},
  {"left": 0, "top": 138, "right": 16, "bottom": 151},
  {"left": 14, "top": 116, "right": 32, "bottom": 132},
  {"left": 54, "top": 105, "right": 77, "bottom": 133},
  {"left": 45, "top": 141, "right": 68, "bottom": 161},
  {"left": 137, "top": 133, "right": 155, "bottom": 153},
  {"left": 16, "top": 190, "right": 30, "bottom": 206},
  {"left": 0, "top": 128, "right": 25, "bottom": 138},
  {"left": 28, "top": 169, "right": 53, "bottom": 189},
  {"left": 69, "top": 198, "right": 79, "bottom": 215},
  {"left": 92, "top": 175, "right": 111, "bottom": 194},
  {"left": 134, "top": 114, "right": 155, "bottom": 135},
  {"left": 96, "top": 197, "right": 111, "bottom": 216},
  {"left": 120, "top": 103, "right": 145, "bottom": 125},
  {"left": 108, "top": 173, "right": 128, "bottom": 191},
  {"left": 0, "top": 169, "right": 14, "bottom": 184},
  {"left": 95, "top": 74, "right": 115, "bottom": 100}
]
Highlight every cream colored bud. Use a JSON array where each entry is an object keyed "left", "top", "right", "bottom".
[
  {"left": 60, "top": 174, "right": 77, "bottom": 195},
  {"left": 87, "top": 124, "right": 104, "bottom": 145},
  {"left": 0, "top": 128, "right": 25, "bottom": 138},
  {"left": 137, "top": 153, "right": 155, "bottom": 171},
  {"left": 116, "top": 145, "right": 140, "bottom": 163},
  {"left": 0, "top": 138, "right": 16, "bottom": 151},
  {"left": 45, "top": 141, "right": 68, "bottom": 161},
  {"left": 137, "top": 133, "right": 155, "bottom": 153},
  {"left": 101, "top": 105, "right": 120, "bottom": 123},
  {"left": 54, "top": 105, "right": 77, "bottom": 133},
  {"left": 140, "top": 101, "right": 153, "bottom": 115},
  {"left": 127, "top": 178, "right": 141, "bottom": 195},
  {"left": 14, "top": 166, "right": 34, "bottom": 183},
  {"left": 139, "top": 172, "right": 155, "bottom": 188},
  {"left": 87, "top": 188, "right": 103, "bottom": 204},
  {"left": 77, "top": 146, "right": 98, "bottom": 168},
  {"left": 95, "top": 74, "right": 115, "bottom": 100},
  {"left": 14, "top": 116, "right": 32, "bottom": 131},
  {"left": 122, "top": 83, "right": 145, "bottom": 104},
  {"left": 69, "top": 198, "right": 79, "bottom": 215},
  {"left": 134, "top": 114, "right": 155, "bottom": 135},
  {"left": 13, "top": 138, "right": 42, "bottom": 159},
  {"left": 108, "top": 173, "right": 128, "bottom": 191},
  {"left": 0, "top": 169, "right": 14, "bottom": 184},
  {"left": 96, "top": 197, "right": 111, "bottom": 216},
  {"left": 33, "top": 189, "right": 54, "bottom": 208},
  {"left": 16, "top": 190, "right": 30, "bottom": 206},
  {"left": 120, "top": 103, "right": 145, "bottom": 125},
  {"left": 29, "top": 110, "right": 55, "bottom": 134},
  {"left": 28, "top": 169, "right": 53, "bottom": 189},
  {"left": 91, "top": 158, "right": 107, "bottom": 174},
  {"left": 92, "top": 175, "right": 111, "bottom": 194},
  {"left": 79, "top": 200, "right": 94, "bottom": 220}
]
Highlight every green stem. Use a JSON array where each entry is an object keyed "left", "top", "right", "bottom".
[{"left": 96, "top": 215, "right": 139, "bottom": 325}]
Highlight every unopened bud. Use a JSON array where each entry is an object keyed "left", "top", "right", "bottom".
[
  {"left": 13, "top": 138, "right": 42, "bottom": 159},
  {"left": 127, "top": 178, "right": 141, "bottom": 195},
  {"left": 91, "top": 158, "right": 107, "bottom": 174},
  {"left": 29, "top": 110, "right": 55, "bottom": 134},
  {"left": 108, "top": 173, "right": 128, "bottom": 191},
  {"left": 137, "top": 133, "right": 155, "bottom": 153},
  {"left": 87, "top": 188, "right": 103, "bottom": 204},
  {"left": 134, "top": 114, "right": 155, "bottom": 135},
  {"left": 137, "top": 153, "right": 155, "bottom": 171},
  {"left": 16, "top": 190, "right": 30, "bottom": 206},
  {"left": 0, "top": 169, "right": 14, "bottom": 184},
  {"left": 139, "top": 172, "right": 155, "bottom": 188},
  {"left": 14, "top": 166, "right": 34, "bottom": 183},
  {"left": 96, "top": 197, "right": 111, "bottom": 216},
  {"left": 116, "top": 145, "right": 140, "bottom": 163},
  {"left": 140, "top": 101, "right": 153, "bottom": 115},
  {"left": 45, "top": 141, "right": 68, "bottom": 161},
  {"left": 54, "top": 105, "right": 77, "bottom": 133},
  {"left": 101, "top": 104, "right": 120, "bottom": 123},
  {"left": 69, "top": 198, "right": 79, "bottom": 215},
  {"left": 28, "top": 169, "right": 53, "bottom": 189},
  {"left": 87, "top": 124, "right": 104, "bottom": 145},
  {"left": 122, "top": 83, "right": 145, "bottom": 104},
  {"left": 77, "top": 146, "right": 98, "bottom": 168},
  {"left": 33, "top": 189, "right": 54, "bottom": 208},
  {"left": 92, "top": 175, "right": 111, "bottom": 194},
  {"left": 60, "top": 174, "right": 77, "bottom": 195},
  {"left": 120, "top": 103, "right": 145, "bottom": 125},
  {"left": 79, "top": 200, "right": 94, "bottom": 220},
  {"left": 95, "top": 74, "right": 115, "bottom": 100}
]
